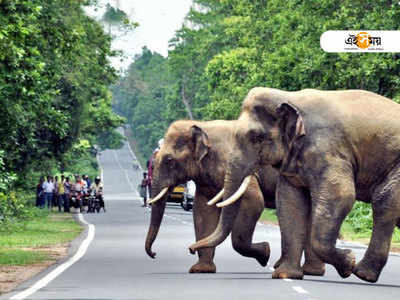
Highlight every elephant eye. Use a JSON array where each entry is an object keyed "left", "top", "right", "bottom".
[
  {"left": 249, "top": 130, "right": 266, "bottom": 144},
  {"left": 163, "top": 156, "right": 175, "bottom": 168}
]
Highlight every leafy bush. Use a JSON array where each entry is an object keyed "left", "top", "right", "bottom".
[
  {"left": 0, "top": 150, "right": 17, "bottom": 193},
  {"left": 0, "top": 192, "right": 47, "bottom": 233},
  {"left": 345, "top": 202, "right": 373, "bottom": 234},
  {"left": 61, "top": 146, "right": 100, "bottom": 180},
  {"left": 344, "top": 201, "right": 400, "bottom": 245}
]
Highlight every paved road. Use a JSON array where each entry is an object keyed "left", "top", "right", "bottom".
[{"left": 4, "top": 138, "right": 400, "bottom": 299}]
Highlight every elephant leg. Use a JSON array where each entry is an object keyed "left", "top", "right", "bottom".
[
  {"left": 302, "top": 217, "right": 326, "bottom": 276},
  {"left": 273, "top": 239, "right": 284, "bottom": 269},
  {"left": 309, "top": 167, "right": 356, "bottom": 278},
  {"left": 353, "top": 169, "right": 400, "bottom": 282},
  {"left": 231, "top": 189, "right": 270, "bottom": 267},
  {"left": 190, "top": 191, "right": 220, "bottom": 273},
  {"left": 274, "top": 214, "right": 326, "bottom": 276},
  {"left": 273, "top": 176, "right": 309, "bottom": 280}
]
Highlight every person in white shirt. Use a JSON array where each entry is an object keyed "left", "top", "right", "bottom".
[{"left": 42, "top": 176, "right": 55, "bottom": 209}]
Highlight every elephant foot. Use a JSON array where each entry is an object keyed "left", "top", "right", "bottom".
[
  {"left": 272, "top": 263, "right": 303, "bottom": 280},
  {"left": 334, "top": 249, "right": 355, "bottom": 278},
  {"left": 273, "top": 256, "right": 284, "bottom": 269},
  {"left": 189, "top": 262, "right": 216, "bottom": 273},
  {"left": 255, "top": 242, "right": 271, "bottom": 267},
  {"left": 302, "top": 261, "right": 326, "bottom": 276},
  {"left": 353, "top": 260, "right": 380, "bottom": 283}
]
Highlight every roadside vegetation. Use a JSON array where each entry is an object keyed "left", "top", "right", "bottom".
[{"left": 0, "top": 0, "right": 131, "bottom": 235}]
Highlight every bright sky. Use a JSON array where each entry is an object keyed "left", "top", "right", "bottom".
[{"left": 86, "top": 0, "right": 193, "bottom": 70}]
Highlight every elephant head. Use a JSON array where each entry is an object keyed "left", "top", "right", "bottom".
[
  {"left": 145, "top": 121, "right": 211, "bottom": 258},
  {"left": 189, "top": 87, "right": 306, "bottom": 253}
]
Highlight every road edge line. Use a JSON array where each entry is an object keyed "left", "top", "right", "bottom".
[
  {"left": 121, "top": 126, "right": 143, "bottom": 171},
  {"left": 97, "top": 153, "right": 104, "bottom": 182},
  {"left": 9, "top": 214, "right": 95, "bottom": 300}
]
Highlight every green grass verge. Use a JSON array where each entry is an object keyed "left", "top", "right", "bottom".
[
  {"left": 0, "top": 249, "right": 49, "bottom": 266},
  {"left": 340, "top": 222, "right": 400, "bottom": 250},
  {"left": 0, "top": 213, "right": 82, "bottom": 266}
]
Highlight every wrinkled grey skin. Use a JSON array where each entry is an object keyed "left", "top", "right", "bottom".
[
  {"left": 191, "top": 87, "right": 400, "bottom": 282},
  {"left": 146, "top": 119, "right": 325, "bottom": 275},
  {"left": 145, "top": 120, "right": 274, "bottom": 273}
]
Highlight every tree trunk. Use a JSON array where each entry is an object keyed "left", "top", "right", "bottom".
[{"left": 181, "top": 80, "right": 194, "bottom": 120}]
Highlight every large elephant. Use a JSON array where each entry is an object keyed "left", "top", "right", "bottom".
[
  {"left": 145, "top": 119, "right": 324, "bottom": 274},
  {"left": 189, "top": 88, "right": 400, "bottom": 283}
]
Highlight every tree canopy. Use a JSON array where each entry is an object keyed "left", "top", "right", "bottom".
[
  {"left": 0, "top": 0, "right": 124, "bottom": 187},
  {"left": 114, "top": 0, "right": 400, "bottom": 161}
]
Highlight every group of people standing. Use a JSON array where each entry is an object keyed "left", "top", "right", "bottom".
[{"left": 36, "top": 174, "right": 103, "bottom": 212}]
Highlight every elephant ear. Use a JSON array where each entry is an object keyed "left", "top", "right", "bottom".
[
  {"left": 191, "top": 125, "right": 210, "bottom": 163},
  {"left": 276, "top": 102, "right": 306, "bottom": 147}
]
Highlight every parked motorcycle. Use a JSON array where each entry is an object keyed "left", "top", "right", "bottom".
[
  {"left": 70, "top": 191, "right": 82, "bottom": 213},
  {"left": 87, "top": 190, "right": 102, "bottom": 213}
]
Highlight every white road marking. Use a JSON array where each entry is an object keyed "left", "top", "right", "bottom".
[
  {"left": 153, "top": 208, "right": 192, "bottom": 226},
  {"left": 96, "top": 154, "right": 104, "bottom": 182},
  {"left": 124, "top": 134, "right": 143, "bottom": 170},
  {"left": 145, "top": 193, "right": 315, "bottom": 298},
  {"left": 112, "top": 149, "right": 137, "bottom": 194},
  {"left": 292, "top": 286, "right": 309, "bottom": 294},
  {"left": 161, "top": 208, "right": 313, "bottom": 297},
  {"left": 113, "top": 149, "right": 125, "bottom": 171},
  {"left": 124, "top": 169, "right": 135, "bottom": 192},
  {"left": 10, "top": 214, "right": 95, "bottom": 300}
]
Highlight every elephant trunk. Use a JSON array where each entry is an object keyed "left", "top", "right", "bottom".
[
  {"left": 145, "top": 183, "right": 168, "bottom": 259},
  {"left": 189, "top": 163, "right": 245, "bottom": 253}
]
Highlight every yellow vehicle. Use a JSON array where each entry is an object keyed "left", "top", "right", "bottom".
[
  {"left": 166, "top": 184, "right": 194, "bottom": 211},
  {"left": 167, "top": 185, "right": 185, "bottom": 203}
]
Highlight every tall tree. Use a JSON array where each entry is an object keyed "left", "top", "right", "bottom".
[{"left": 0, "top": 0, "right": 124, "bottom": 180}]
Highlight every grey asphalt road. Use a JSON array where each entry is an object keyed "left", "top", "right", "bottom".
[{"left": 4, "top": 138, "right": 400, "bottom": 300}]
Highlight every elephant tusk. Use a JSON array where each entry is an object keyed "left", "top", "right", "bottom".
[
  {"left": 148, "top": 187, "right": 169, "bottom": 204},
  {"left": 216, "top": 176, "right": 252, "bottom": 208},
  {"left": 207, "top": 189, "right": 224, "bottom": 206}
]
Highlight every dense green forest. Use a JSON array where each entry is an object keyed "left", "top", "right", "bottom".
[
  {"left": 0, "top": 0, "right": 126, "bottom": 229},
  {"left": 113, "top": 0, "right": 400, "bottom": 164},
  {"left": 0, "top": 0, "right": 127, "bottom": 184}
]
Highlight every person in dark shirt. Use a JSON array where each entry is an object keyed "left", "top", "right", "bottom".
[
  {"left": 140, "top": 172, "right": 149, "bottom": 207},
  {"left": 36, "top": 176, "right": 45, "bottom": 207}
]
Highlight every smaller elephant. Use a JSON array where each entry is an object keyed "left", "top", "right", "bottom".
[{"left": 145, "top": 119, "right": 325, "bottom": 275}]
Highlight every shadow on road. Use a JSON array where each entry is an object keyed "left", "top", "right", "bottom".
[
  {"left": 148, "top": 272, "right": 272, "bottom": 275},
  {"left": 304, "top": 278, "right": 400, "bottom": 289}
]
